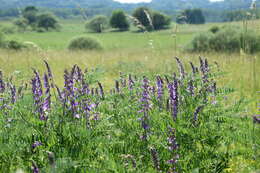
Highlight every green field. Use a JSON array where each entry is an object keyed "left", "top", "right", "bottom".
[
  {"left": 0, "top": 19, "right": 259, "bottom": 112},
  {"left": 0, "top": 19, "right": 259, "bottom": 172}
]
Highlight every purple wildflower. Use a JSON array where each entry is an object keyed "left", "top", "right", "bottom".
[
  {"left": 187, "top": 79, "right": 194, "bottom": 96},
  {"left": 189, "top": 62, "right": 197, "bottom": 76},
  {"left": 139, "top": 77, "right": 151, "bottom": 140},
  {"left": 156, "top": 76, "right": 164, "bottom": 108},
  {"left": 253, "top": 115, "right": 260, "bottom": 124},
  {"left": 32, "top": 70, "right": 48, "bottom": 120},
  {"left": 115, "top": 80, "right": 120, "bottom": 93},
  {"left": 43, "top": 73, "right": 51, "bottom": 111},
  {"left": 0, "top": 70, "right": 5, "bottom": 93},
  {"left": 175, "top": 57, "right": 186, "bottom": 80},
  {"left": 167, "top": 127, "right": 179, "bottom": 173},
  {"left": 150, "top": 147, "right": 161, "bottom": 171},
  {"left": 91, "top": 88, "right": 94, "bottom": 96},
  {"left": 168, "top": 74, "right": 178, "bottom": 121},
  {"left": 199, "top": 57, "right": 209, "bottom": 85},
  {"left": 43, "top": 60, "right": 54, "bottom": 88},
  {"left": 193, "top": 106, "right": 204, "bottom": 123},
  {"left": 32, "top": 161, "right": 39, "bottom": 173},
  {"left": 128, "top": 74, "right": 135, "bottom": 91},
  {"left": 98, "top": 82, "right": 104, "bottom": 99},
  {"left": 9, "top": 84, "right": 16, "bottom": 104},
  {"left": 32, "top": 141, "right": 42, "bottom": 149},
  {"left": 120, "top": 72, "right": 127, "bottom": 87}
]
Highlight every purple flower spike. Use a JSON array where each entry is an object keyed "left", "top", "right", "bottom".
[
  {"left": 32, "top": 161, "right": 39, "bottom": 173},
  {"left": 43, "top": 60, "right": 54, "bottom": 88},
  {"left": 98, "top": 82, "right": 104, "bottom": 99},
  {"left": 168, "top": 74, "right": 178, "bottom": 121},
  {"left": 189, "top": 62, "right": 197, "bottom": 75},
  {"left": 128, "top": 74, "right": 135, "bottom": 91},
  {"left": 167, "top": 127, "right": 179, "bottom": 173},
  {"left": 175, "top": 57, "right": 186, "bottom": 80},
  {"left": 193, "top": 106, "right": 204, "bottom": 123},
  {"left": 0, "top": 70, "right": 5, "bottom": 93},
  {"left": 32, "top": 141, "right": 42, "bottom": 149},
  {"left": 187, "top": 79, "right": 194, "bottom": 96},
  {"left": 253, "top": 115, "right": 260, "bottom": 124},
  {"left": 139, "top": 77, "right": 151, "bottom": 140},
  {"left": 9, "top": 84, "right": 16, "bottom": 104},
  {"left": 115, "top": 80, "right": 120, "bottom": 93},
  {"left": 150, "top": 147, "right": 161, "bottom": 171},
  {"left": 156, "top": 76, "right": 164, "bottom": 108}
]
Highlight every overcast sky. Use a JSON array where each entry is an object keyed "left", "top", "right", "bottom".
[{"left": 113, "top": 0, "right": 223, "bottom": 3}]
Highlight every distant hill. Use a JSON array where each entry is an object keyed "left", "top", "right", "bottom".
[{"left": 0, "top": 0, "right": 254, "bottom": 10}]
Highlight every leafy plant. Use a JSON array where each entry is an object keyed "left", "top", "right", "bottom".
[{"left": 68, "top": 36, "right": 103, "bottom": 51}]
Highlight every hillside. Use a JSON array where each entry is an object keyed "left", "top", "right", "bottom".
[{"left": 0, "top": 0, "right": 255, "bottom": 11}]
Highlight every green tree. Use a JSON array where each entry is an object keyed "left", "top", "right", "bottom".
[
  {"left": 132, "top": 7, "right": 153, "bottom": 31},
  {"left": 22, "top": 6, "right": 38, "bottom": 24},
  {"left": 152, "top": 11, "right": 171, "bottom": 30},
  {"left": 86, "top": 15, "right": 109, "bottom": 33},
  {"left": 177, "top": 9, "right": 205, "bottom": 24},
  {"left": 37, "top": 13, "right": 59, "bottom": 31},
  {"left": 110, "top": 10, "right": 130, "bottom": 31}
]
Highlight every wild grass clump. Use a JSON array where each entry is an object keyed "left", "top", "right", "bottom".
[
  {"left": 68, "top": 36, "right": 103, "bottom": 51},
  {"left": 0, "top": 33, "right": 27, "bottom": 50},
  {"left": 186, "top": 25, "right": 260, "bottom": 54},
  {"left": 0, "top": 57, "right": 258, "bottom": 172}
]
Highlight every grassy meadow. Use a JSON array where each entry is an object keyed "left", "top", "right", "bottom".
[
  {"left": 0, "top": 19, "right": 259, "bottom": 112},
  {"left": 0, "top": 19, "right": 259, "bottom": 172}
]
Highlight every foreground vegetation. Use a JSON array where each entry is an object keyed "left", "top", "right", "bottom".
[{"left": 0, "top": 57, "right": 259, "bottom": 172}]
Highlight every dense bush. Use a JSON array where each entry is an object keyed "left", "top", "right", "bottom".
[
  {"left": 110, "top": 10, "right": 130, "bottom": 31},
  {"left": 5, "top": 40, "right": 27, "bottom": 50},
  {"left": 37, "top": 13, "right": 59, "bottom": 31},
  {"left": 187, "top": 32, "right": 214, "bottom": 52},
  {"left": 209, "top": 25, "right": 220, "bottom": 33},
  {"left": 68, "top": 36, "right": 102, "bottom": 51},
  {"left": 177, "top": 9, "right": 205, "bottom": 24},
  {"left": 152, "top": 11, "right": 171, "bottom": 30},
  {"left": 85, "top": 15, "right": 109, "bottom": 33},
  {"left": 186, "top": 26, "right": 260, "bottom": 53}
]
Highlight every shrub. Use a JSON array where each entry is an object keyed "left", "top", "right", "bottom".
[
  {"left": 186, "top": 25, "right": 260, "bottom": 54},
  {"left": 68, "top": 36, "right": 102, "bottom": 51},
  {"left": 5, "top": 40, "right": 26, "bottom": 50},
  {"left": 186, "top": 32, "right": 213, "bottom": 52},
  {"left": 241, "top": 31, "right": 260, "bottom": 54},
  {"left": 152, "top": 11, "right": 171, "bottom": 30},
  {"left": 209, "top": 26, "right": 241, "bottom": 52},
  {"left": 37, "top": 13, "right": 59, "bottom": 31},
  {"left": 85, "top": 15, "right": 109, "bottom": 33},
  {"left": 209, "top": 25, "right": 220, "bottom": 33},
  {"left": 110, "top": 10, "right": 130, "bottom": 31},
  {"left": 177, "top": 9, "right": 205, "bottom": 24}
]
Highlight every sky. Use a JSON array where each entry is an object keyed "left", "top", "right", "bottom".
[{"left": 113, "top": 0, "right": 223, "bottom": 3}]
